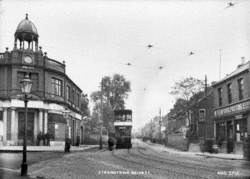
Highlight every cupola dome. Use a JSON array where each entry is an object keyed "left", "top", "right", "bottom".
[
  {"left": 14, "top": 14, "right": 39, "bottom": 51},
  {"left": 14, "top": 14, "right": 38, "bottom": 42}
]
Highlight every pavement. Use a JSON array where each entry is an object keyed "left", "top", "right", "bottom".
[
  {"left": 144, "top": 141, "right": 244, "bottom": 160},
  {"left": 0, "top": 144, "right": 99, "bottom": 152},
  {"left": 0, "top": 145, "right": 99, "bottom": 179}
]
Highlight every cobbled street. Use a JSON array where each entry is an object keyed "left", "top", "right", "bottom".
[{"left": 24, "top": 139, "right": 250, "bottom": 179}]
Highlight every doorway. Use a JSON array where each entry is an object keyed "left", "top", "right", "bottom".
[
  {"left": 81, "top": 126, "right": 84, "bottom": 144},
  {"left": 227, "top": 121, "right": 234, "bottom": 153},
  {"left": 18, "top": 112, "right": 34, "bottom": 145}
]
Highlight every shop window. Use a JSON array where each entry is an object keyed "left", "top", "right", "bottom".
[
  {"left": 51, "top": 78, "right": 62, "bottom": 96},
  {"left": 235, "top": 119, "right": 247, "bottom": 142},
  {"left": 227, "top": 83, "right": 232, "bottom": 104},
  {"left": 238, "top": 78, "right": 244, "bottom": 100},
  {"left": 199, "top": 109, "right": 206, "bottom": 122},
  {"left": 217, "top": 122, "right": 226, "bottom": 144}
]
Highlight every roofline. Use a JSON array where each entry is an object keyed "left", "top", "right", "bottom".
[
  {"left": 212, "top": 68, "right": 249, "bottom": 87},
  {"left": 65, "top": 74, "right": 82, "bottom": 93}
]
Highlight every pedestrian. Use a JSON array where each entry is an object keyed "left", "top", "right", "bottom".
[
  {"left": 36, "top": 131, "right": 42, "bottom": 146},
  {"left": 41, "top": 132, "right": 46, "bottom": 146},
  {"left": 76, "top": 136, "right": 80, "bottom": 146},
  {"left": 45, "top": 133, "right": 50, "bottom": 146},
  {"left": 108, "top": 137, "right": 114, "bottom": 151},
  {"left": 64, "top": 138, "right": 71, "bottom": 152}
]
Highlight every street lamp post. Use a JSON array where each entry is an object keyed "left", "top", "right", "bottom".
[{"left": 19, "top": 74, "right": 32, "bottom": 176}]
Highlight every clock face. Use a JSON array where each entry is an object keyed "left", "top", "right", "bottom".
[{"left": 24, "top": 56, "right": 33, "bottom": 64}]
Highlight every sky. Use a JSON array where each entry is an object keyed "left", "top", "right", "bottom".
[{"left": 0, "top": 0, "right": 249, "bottom": 131}]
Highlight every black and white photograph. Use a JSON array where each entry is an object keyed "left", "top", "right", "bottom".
[{"left": 0, "top": 0, "right": 250, "bottom": 178}]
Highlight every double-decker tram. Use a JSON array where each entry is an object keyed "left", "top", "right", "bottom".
[{"left": 114, "top": 109, "right": 132, "bottom": 149}]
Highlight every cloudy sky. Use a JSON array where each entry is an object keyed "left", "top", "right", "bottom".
[{"left": 0, "top": 0, "right": 249, "bottom": 130}]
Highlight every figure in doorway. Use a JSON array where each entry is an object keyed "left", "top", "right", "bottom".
[
  {"left": 45, "top": 133, "right": 51, "bottom": 146},
  {"left": 36, "top": 131, "right": 42, "bottom": 146}
]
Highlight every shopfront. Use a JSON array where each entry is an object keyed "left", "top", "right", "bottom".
[
  {"left": 214, "top": 100, "right": 250, "bottom": 154},
  {"left": 48, "top": 113, "right": 67, "bottom": 143}
]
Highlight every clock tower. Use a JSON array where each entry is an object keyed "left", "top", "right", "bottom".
[
  {"left": 13, "top": 14, "right": 40, "bottom": 66},
  {"left": 0, "top": 14, "right": 83, "bottom": 147}
]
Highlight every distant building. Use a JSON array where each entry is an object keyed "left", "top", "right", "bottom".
[
  {"left": 213, "top": 62, "right": 250, "bottom": 154},
  {"left": 0, "top": 14, "right": 84, "bottom": 146},
  {"left": 189, "top": 88, "right": 215, "bottom": 150}
]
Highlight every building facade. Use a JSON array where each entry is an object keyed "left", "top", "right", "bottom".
[
  {"left": 0, "top": 14, "right": 83, "bottom": 146},
  {"left": 189, "top": 89, "right": 215, "bottom": 152},
  {"left": 213, "top": 62, "right": 250, "bottom": 154}
]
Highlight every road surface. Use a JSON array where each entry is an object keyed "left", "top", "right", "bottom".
[{"left": 1, "top": 139, "right": 250, "bottom": 179}]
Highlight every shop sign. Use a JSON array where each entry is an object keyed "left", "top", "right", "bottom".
[
  {"left": 214, "top": 100, "right": 250, "bottom": 117},
  {"left": 235, "top": 115, "right": 243, "bottom": 119}
]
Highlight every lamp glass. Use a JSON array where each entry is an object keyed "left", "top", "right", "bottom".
[{"left": 20, "top": 77, "right": 32, "bottom": 94}]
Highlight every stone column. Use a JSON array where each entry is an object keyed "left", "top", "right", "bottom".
[
  {"left": 214, "top": 121, "right": 216, "bottom": 139},
  {"left": 34, "top": 112, "right": 38, "bottom": 143},
  {"left": 39, "top": 110, "right": 43, "bottom": 133},
  {"left": 15, "top": 111, "right": 18, "bottom": 143},
  {"left": 44, "top": 111, "right": 48, "bottom": 133},
  {"left": 11, "top": 108, "right": 16, "bottom": 142},
  {"left": 2, "top": 108, "right": 7, "bottom": 143}
]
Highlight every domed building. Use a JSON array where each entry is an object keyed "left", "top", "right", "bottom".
[{"left": 0, "top": 14, "right": 84, "bottom": 146}]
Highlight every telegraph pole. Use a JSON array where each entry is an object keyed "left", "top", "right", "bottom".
[
  {"left": 150, "top": 119, "right": 153, "bottom": 142},
  {"left": 165, "top": 115, "right": 168, "bottom": 146},
  {"left": 219, "top": 49, "right": 222, "bottom": 80},
  {"left": 159, "top": 108, "right": 162, "bottom": 144},
  {"left": 99, "top": 78, "right": 103, "bottom": 150}
]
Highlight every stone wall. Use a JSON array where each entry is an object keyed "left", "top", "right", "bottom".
[{"left": 166, "top": 133, "right": 188, "bottom": 151}]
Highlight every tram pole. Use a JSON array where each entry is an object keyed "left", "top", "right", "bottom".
[
  {"left": 159, "top": 108, "right": 162, "bottom": 144},
  {"left": 99, "top": 78, "right": 103, "bottom": 150}
]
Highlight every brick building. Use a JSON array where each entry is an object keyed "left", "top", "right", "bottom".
[
  {"left": 189, "top": 87, "right": 215, "bottom": 151},
  {"left": 213, "top": 62, "right": 250, "bottom": 154},
  {"left": 0, "top": 14, "right": 84, "bottom": 146}
]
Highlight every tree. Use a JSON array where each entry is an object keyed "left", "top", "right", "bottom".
[
  {"left": 90, "top": 74, "right": 131, "bottom": 131},
  {"left": 80, "top": 93, "right": 90, "bottom": 117},
  {"left": 170, "top": 77, "right": 204, "bottom": 101},
  {"left": 169, "top": 77, "right": 204, "bottom": 127},
  {"left": 101, "top": 74, "right": 131, "bottom": 110}
]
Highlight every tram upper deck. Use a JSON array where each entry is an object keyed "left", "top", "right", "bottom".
[{"left": 114, "top": 109, "right": 132, "bottom": 126}]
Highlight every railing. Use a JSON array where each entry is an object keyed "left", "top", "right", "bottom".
[{"left": 0, "top": 53, "right": 10, "bottom": 64}]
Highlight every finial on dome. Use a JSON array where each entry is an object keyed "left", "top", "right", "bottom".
[{"left": 25, "top": 13, "right": 28, "bottom": 20}]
